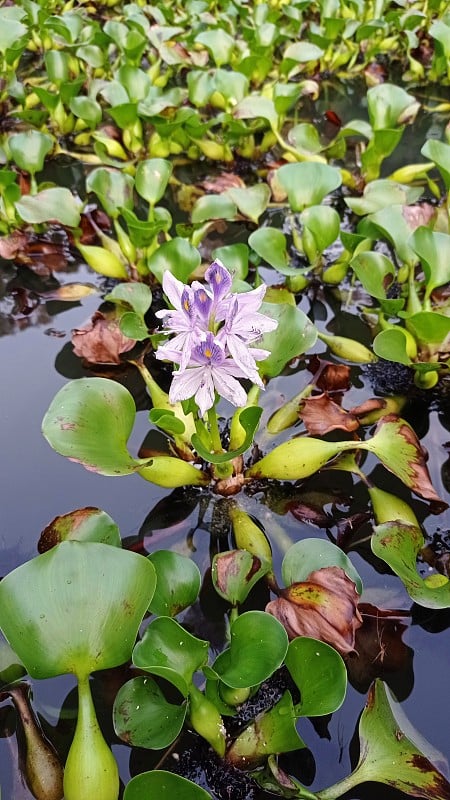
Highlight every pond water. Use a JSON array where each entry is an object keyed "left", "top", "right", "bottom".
[
  {"left": 1, "top": 82, "right": 450, "bottom": 799},
  {"left": 2, "top": 256, "right": 450, "bottom": 799}
]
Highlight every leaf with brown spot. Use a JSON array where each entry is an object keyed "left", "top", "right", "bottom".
[
  {"left": 72, "top": 311, "right": 136, "bottom": 365},
  {"left": 38, "top": 507, "right": 121, "bottom": 553},
  {"left": 211, "top": 549, "right": 269, "bottom": 606},
  {"left": 361, "top": 415, "right": 448, "bottom": 508},
  {"left": 301, "top": 393, "right": 360, "bottom": 435},
  {"left": 319, "top": 679, "right": 450, "bottom": 799},
  {"left": 199, "top": 173, "right": 245, "bottom": 193},
  {"left": 266, "top": 566, "right": 362, "bottom": 655}
]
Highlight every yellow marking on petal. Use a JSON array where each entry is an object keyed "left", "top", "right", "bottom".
[{"left": 205, "top": 348, "right": 212, "bottom": 357}]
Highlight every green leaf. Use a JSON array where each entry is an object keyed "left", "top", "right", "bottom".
[
  {"left": 147, "top": 238, "right": 201, "bottom": 284},
  {"left": 192, "top": 406, "right": 262, "bottom": 464},
  {"left": 69, "top": 96, "right": 102, "bottom": 127},
  {"left": 8, "top": 130, "right": 53, "bottom": 175},
  {"left": 367, "top": 83, "right": 419, "bottom": 130},
  {"left": 0, "top": 18, "right": 27, "bottom": 54},
  {"left": 211, "top": 611, "right": 288, "bottom": 689},
  {"left": 372, "top": 522, "right": 450, "bottom": 609},
  {"left": 149, "top": 408, "right": 186, "bottom": 435},
  {"left": 212, "top": 243, "right": 249, "bottom": 280},
  {"left": 191, "top": 194, "right": 237, "bottom": 223},
  {"left": 148, "top": 551, "right": 201, "bottom": 616},
  {"left": 410, "top": 226, "right": 450, "bottom": 299},
  {"left": 234, "top": 96, "right": 278, "bottom": 129},
  {"left": 132, "top": 617, "right": 209, "bottom": 696},
  {"left": 0, "top": 541, "right": 156, "bottom": 679},
  {"left": 283, "top": 41, "right": 324, "bottom": 65},
  {"left": 357, "top": 205, "right": 416, "bottom": 265},
  {"left": 373, "top": 328, "right": 412, "bottom": 365},
  {"left": 300, "top": 205, "right": 340, "bottom": 259},
  {"left": 227, "top": 692, "right": 304, "bottom": 769},
  {"left": 105, "top": 282, "right": 152, "bottom": 316},
  {"left": 282, "top": 538, "right": 363, "bottom": 595},
  {"left": 277, "top": 162, "right": 342, "bottom": 211},
  {"left": 345, "top": 179, "right": 422, "bottom": 216},
  {"left": 351, "top": 251, "right": 404, "bottom": 315},
  {"left": 285, "top": 637, "right": 347, "bottom": 716},
  {"left": 195, "top": 29, "right": 235, "bottom": 66},
  {"left": 406, "top": 312, "right": 450, "bottom": 345},
  {"left": 248, "top": 227, "right": 298, "bottom": 274},
  {"left": 421, "top": 138, "right": 450, "bottom": 191},
  {"left": 135, "top": 158, "right": 173, "bottom": 205},
  {"left": 124, "top": 771, "right": 212, "bottom": 800},
  {"left": 226, "top": 184, "right": 270, "bottom": 224},
  {"left": 15, "top": 188, "right": 81, "bottom": 227},
  {"left": 113, "top": 676, "right": 186, "bottom": 749},
  {"left": 258, "top": 303, "right": 318, "bottom": 378},
  {"left": 42, "top": 377, "right": 149, "bottom": 476},
  {"left": 86, "top": 167, "right": 134, "bottom": 218}
]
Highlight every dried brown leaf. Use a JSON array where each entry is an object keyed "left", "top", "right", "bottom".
[
  {"left": 266, "top": 566, "right": 362, "bottom": 655},
  {"left": 72, "top": 311, "right": 136, "bottom": 365},
  {"left": 301, "top": 393, "right": 360, "bottom": 435},
  {"left": 0, "top": 231, "right": 28, "bottom": 260}
]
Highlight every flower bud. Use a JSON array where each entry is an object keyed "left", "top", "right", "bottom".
[
  {"left": 188, "top": 684, "right": 226, "bottom": 757},
  {"left": 318, "top": 332, "right": 376, "bottom": 363}
]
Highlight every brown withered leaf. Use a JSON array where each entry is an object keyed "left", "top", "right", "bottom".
[
  {"left": 72, "top": 311, "right": 136, "bottom": 365},
  {"left": 301, "top": 393, "right": 360, "bottom": 435},
  {"left": 402, "top": 203, "right": 436, "bottom": 231},
  {"left": 307, "top": 355, "right": 351, "bottom": 392},
  {"left": 346, "top": 603, "right": 413, "bottom": 693},
  {"left": 0, "top": 231, "right": 28, "bottom": 260},
  {"left": 266, "top": 566, "right": 362, "bottom": 655},
  {"left": 267, "top": 167, "right": 288, "bottom": 203},
  {"left": 200, "top": 173, "right": 245, "bottom": 193}
]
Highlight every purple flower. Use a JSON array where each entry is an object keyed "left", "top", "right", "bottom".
[
  {"left": 169, "top": 332, "right": 248, "bottom": 417},
  {"left": 155, "top": 260, "right": 278, "bottom": 413},
  {"left": 155, "top": 271, "right": 202, "bottom": 369}
]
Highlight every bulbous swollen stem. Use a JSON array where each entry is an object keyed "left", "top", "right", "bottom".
[{"left": 63, "top": 675, "right": 119, "bottom": 800}]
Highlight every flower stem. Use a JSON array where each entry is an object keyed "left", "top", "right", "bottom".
[{"left": 207, "top": 406, "right": 223, "bottom": 453}]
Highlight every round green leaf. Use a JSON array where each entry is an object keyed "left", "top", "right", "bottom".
[
  {"left": 421, "top": 139, "right": 450, "bottom": 191},
  {"left": 410, "top": 226, "right": 450, "bottom": 297},
  {"left": 8, "top": 130, "right": 53, "bottom": 174},
  {"left": 148, "top": 551, "right": 201, "bottom": 616},
  {"left": 132, "top": 617, "right": 209, "bottom": 696},
  {"left": 135, "top": 158, "right": 173, "bottom": 205},
  {"left": 124, "top": 771, "right": 212, "bottom": 800},
  {"left": 86, "top": 167, "right": 134, "bottom": 219},
  {"left": 281, "top": 538, "right": 363, "bottom": 595},
  {"left": 147, "top": 238, "right": 201, "bottom": 284},
  {"left": 69, "top": 96, "right": 102, "bottom": 127},
  {"left": 212, "top": 243, "right": 249, "bottom": 280},
  {"left": 406, "top": 312, "right": 450, "bottom": 345},
  {"left": 285, "top": 637, "right": 347, "bottom": 716},
  {"left": 226, "top": 184, "right": 270, "bottom": 224},
  {"left": 195, "top": 29, "right": 235, "bottom": 66},
  {"left": 0, "top": 541, "right": 156, "bottom": 679},
  {"left": 248, "top": 227, "right": 297, "bottom": 275},
  {"left": 15, "top": 188, "right": 81, "bottom": 227},
  {"left": 191, "top": 194, "right": 237, "bottom": 224},
  {"left": 113, "top": 676, "right": 186, "bottom": 749},
  {"left": 258, "top": 302, "right": 318, "bottom": 378},
  {"left": 42, "top": 377, "right": 149, "bottom": 476},
  {"left": 212, "top": 611, "right": 288, "bottom": 689},
  {"left": 301, "top": 205, "right": 340, "bottom": 254},
  {"left": 373, "top": 328, "right": 412, "bottom": 365},
  {"left": 277, "top": 162, "right": 342, "bottom": 211}
]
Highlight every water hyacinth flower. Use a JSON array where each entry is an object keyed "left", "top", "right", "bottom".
[{"left": 156, "top": 260, "right": 277, "bottom": 416}]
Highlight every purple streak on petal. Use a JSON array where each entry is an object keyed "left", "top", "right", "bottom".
[{"left": 205, "top": 260, "right": 233, "bottom": 303}]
